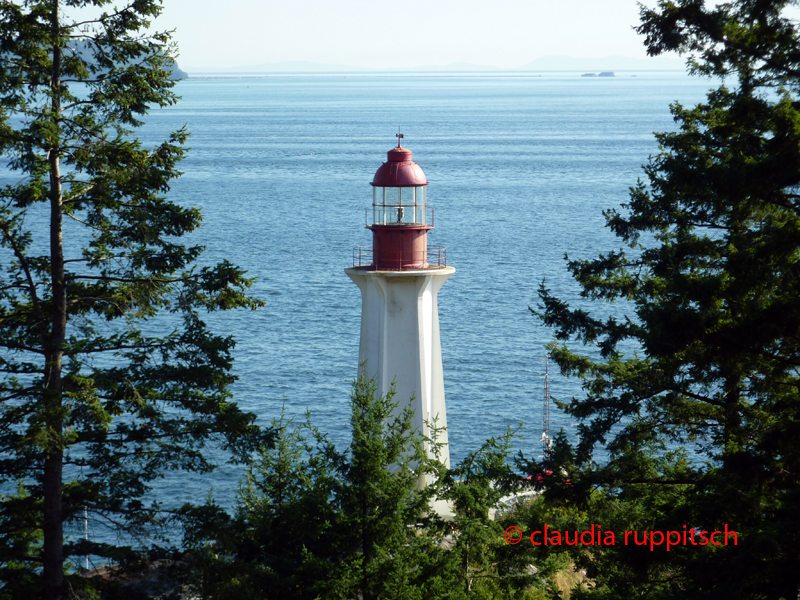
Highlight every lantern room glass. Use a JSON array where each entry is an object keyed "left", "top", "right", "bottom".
[{"left": 372, "top": 186, "right": 427, "bottom": 225}]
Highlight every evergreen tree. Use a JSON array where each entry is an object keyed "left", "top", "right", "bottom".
[
  {"left": 442, "top": 431, "right": 541, "bottom": 599},
  {"left": 187, "top": 376, "right": 446, "bottom": 600},
  {"left": 181, "top": 408, "right": 340, "bottom": 600},
  {"left": 536, "top": 1, "right": 800, "bottom": 597},
  {"left": 0, "top": 2, "right": 267, "bottom": 598},
  {"left": 188, "top": 377, "right": 543, "bottom": 599},
  {"left": 330, "top": 377, "right": 440, "bottom": 600}
]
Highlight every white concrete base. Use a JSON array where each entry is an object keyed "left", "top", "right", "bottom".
[{"left": 345, "top": 266, "right": 455, "bottom": 478}]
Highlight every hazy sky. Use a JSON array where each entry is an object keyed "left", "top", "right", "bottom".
[{"left": 153, "top": 0, "right": 670, "bottom": 70}]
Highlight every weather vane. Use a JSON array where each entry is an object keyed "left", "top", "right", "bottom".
[{"left": 396, "top": 126, "right": 404, "bottom": 147}]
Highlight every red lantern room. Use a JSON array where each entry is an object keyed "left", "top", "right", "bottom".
[{"left": 364, "top": 132, "right": 440, "bottom": 270}]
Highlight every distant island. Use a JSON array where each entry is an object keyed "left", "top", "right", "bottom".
[
  {"left": 170, "top": 63, "right": 188, "bottom": 80},
  {"left": 70, "top": 40, "right": 187, "bottom": 80},
  {"left": 582, "top": 71, "right": 616, "bottom": 77}
]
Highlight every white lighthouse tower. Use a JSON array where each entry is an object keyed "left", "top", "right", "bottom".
[{"left": 345, "top": 134, "right": 455, "bottom": 472}]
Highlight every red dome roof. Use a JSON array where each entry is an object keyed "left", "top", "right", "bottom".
[{"left": 371, "top": 144, "right": 428, "bottom": 187}]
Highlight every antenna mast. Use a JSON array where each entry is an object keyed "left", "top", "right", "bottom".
[{"left": 542, "top": 354, "right": 552, "bottom": 458}]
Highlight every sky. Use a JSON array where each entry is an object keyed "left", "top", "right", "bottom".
[{"left": 152, "top": 0, "right": 672, "bottom": 71}]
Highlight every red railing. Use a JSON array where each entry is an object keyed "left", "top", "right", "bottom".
[{"left": 352, "top": 245, "right": 448, "bottom": 270}]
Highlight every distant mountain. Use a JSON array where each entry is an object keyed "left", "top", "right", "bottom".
[
  {"left": 195, "top": 61, "right": 369, "bottom": 73},
  {"left": 516, "top": 55, "right": 684, "bottom": 71},
  {"left": 187, "top": 60, "right": 503, "bottom": 74},
  {"left": 185, "top": 55, "right": 685, "bottom": 75}
]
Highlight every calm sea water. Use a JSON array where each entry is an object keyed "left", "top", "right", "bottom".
[
  {"left": 4, "top": 71, "right": 718, "bottom": 522},
  {"left": 133, "top": 70, "right": 717, "bottom": 511}
]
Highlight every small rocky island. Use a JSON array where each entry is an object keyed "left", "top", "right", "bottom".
[{"left": 581, "top": 71, "right": 616, "bottom": 77}]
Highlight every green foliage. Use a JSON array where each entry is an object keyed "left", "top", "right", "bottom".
[
  {"left": 442, "top": 431, "right": 545, "bottom": 599},
  {"left": 534, "top": 1, "right": 800, "bottom": 598},
  {"left": 0, "top": 482, "right": 43, "bottom": 600},
  {"left": 185, "top": 376, "right": 546, "bottom": 599},
  {"left": 184, "top": 376, "right": 438, "bottom": 600},
  {"left": 0, "top": 2, "right": 268, "bottom": 598}
]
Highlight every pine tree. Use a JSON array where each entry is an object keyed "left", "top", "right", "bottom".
[
  {"left": 187, "top": 377, "right": 446, "bottom": 600},
  {"left": 189, "top": 377, "right": 544, "bottom": 600},
  {"left": 331, "top": 376, "right": 438, "bottom": 600},
  {"left": 443, "top": 431, "right": 540, "bottom": 599},
  {"left": 0, "top": 2, "right": 267, "bottom": 598},
  {"left": 536, "top": 1, "right": 800, "bottom": 597}
]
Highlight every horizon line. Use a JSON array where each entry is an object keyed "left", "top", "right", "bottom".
[{"left": 181, "top": 54, "right": 686, "bottom": 74}]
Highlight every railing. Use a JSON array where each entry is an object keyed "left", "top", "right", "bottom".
[
  {"left": 353, "top": 245, "right": 372, "bottom": 267},
  {"left": 352, "top": 245, "right": 448, "bottom": 270},
  {"left": 365, "top": 206, "right": 435, "bottom": 227},
  {"left": 427, "top": 245, "right": 447, "bottom": 267}
]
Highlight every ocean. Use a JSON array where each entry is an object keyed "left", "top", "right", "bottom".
[{"left": 4, "top": 70, "right": 718, "bottom": 520}]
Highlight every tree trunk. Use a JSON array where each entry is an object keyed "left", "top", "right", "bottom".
[{"left": 43, "top": 3, "right": 66, "bottom": 598}]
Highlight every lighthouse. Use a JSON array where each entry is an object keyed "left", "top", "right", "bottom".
[{"left": 345, "top": 134, "right": 455, "bottom": 473}]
